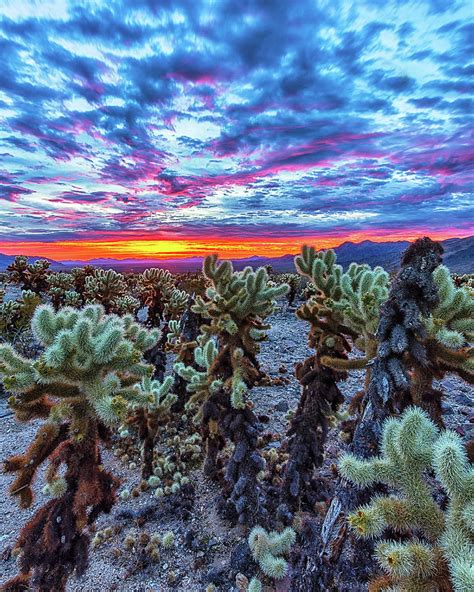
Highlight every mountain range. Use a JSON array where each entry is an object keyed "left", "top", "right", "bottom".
[{"left": 0, "top": 236, "right": 472, "bottom": 274}]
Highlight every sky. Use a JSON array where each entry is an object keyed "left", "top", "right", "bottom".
[{"left": 0, "top": 0, "right": 473, "bottom": 261}]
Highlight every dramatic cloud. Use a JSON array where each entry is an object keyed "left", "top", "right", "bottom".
[{"left": 0, "top": 0, "right": 472, "bottom": 259}]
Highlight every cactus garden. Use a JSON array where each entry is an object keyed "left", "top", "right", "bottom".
[
  {"left": 0, "top": 241, "right": 472, "bottom": 592},
  {"left": 0, "top": 2, "right": 473, "bottom": 590}
]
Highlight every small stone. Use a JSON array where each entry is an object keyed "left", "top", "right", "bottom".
[{"left": 275, "top": 401, "right": 289, "bottom": 412}]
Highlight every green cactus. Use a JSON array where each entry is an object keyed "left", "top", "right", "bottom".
[
  {"left": 0, "top": 303, "right": 159, "bottom": 591},
  {"left": 174, "top": 335, "right": 222, "bottom": 411},
  {"left": 139, "top": 267, "right": 187, "bottom": 326},
  {"left": 248, "top": 526, "right": 296, "bottom": 581},
  {"left": 424, "top": 265, "right": 473, "bottom": 377},
  {"left": 71, "top": 265, "right": 96, "bottom": 293},
  {"left": 296, "top": 247, "right": 389, "bottom": 381},
  {"left": 176, "top": 255, "right": 288, "bottom": 523},
  {"left": 83, "top": 268, "right": 130, "bottom": 314},
  {"left": 248, "top": 578, "right": 263, "bottom": 592},
  {"left": 166, "top": 319, "right": 182, "bottom": 350},
  {"left": 339, "top": 407, "right": 473, "bottom": 592},
  {"left": 0, "top": 290, "right": 41, "bottom": 341},
  {"left": 47, "top": 272, "right": 82, "bottom": 309},
  {"left": 127, "top": 374, "right": 177, "bottom": 478}
]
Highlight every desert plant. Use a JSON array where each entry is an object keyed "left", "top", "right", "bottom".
[
  {"left": 139, "top": 268, "right": 187, "bottom": 326},
  {"left": 126, "top": 374, "right": 177, "bottom": 478},
  {"left": 175, "top": 255, "right": 288, "bottom": 524},
  {"left": 248, "top": 526, "right": 296, "bottom": 582},
  {"left": 46, "top": 272, "right": 82, "bottom": 309},
  {"left": 291, "top": 237, "right": 446, "bottom": 592},
  {"left": 71, "top": 265, "right": 96, "bottom": 293},
  {"left": 7, "top": 256, "right": 51, "bottom": 294},
  {"left": 83, "top": 268, "right": 133, "bottom": 314},
  {"left": 0, "top": 289, "right": 41, "bottom": 342},
  {"left": 340, "top": 406, "right": 473, "bottom": 591},
  {"left": 277, "top": 247, "right": 356, "bottom": 520},
  {"left": 279, "top": 273, "right": 300, "bottom": 307},
  {"left": 0, "top": 304, "right": 158, "bottom": 591}
]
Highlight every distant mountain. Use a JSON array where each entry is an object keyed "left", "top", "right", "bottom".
[
  {"left": 0, "top": 253, "right": 65, "bottom": 271},
  {"left": 1, "top": 236, "right": 472, "bottom": 273}
]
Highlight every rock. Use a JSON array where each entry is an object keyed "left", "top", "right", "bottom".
[
  {"left": 454, "top": 393, "right": 473, "bottom": 406},
  {"left": 229, "top": 540, "right": 254, "bottom": 574},
  {"left": 275, "top": 401, "right": 289, "bottom": 412},
  {"left": 207, "top": 559, "right": 227, "bottom": 585}
]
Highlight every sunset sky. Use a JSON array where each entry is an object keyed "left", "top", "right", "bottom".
[{"left": 0, "top": 0, "right": 472, "bottom": 261}]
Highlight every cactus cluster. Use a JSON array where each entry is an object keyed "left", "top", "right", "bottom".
[
  {"left": 424, "top": 265, "right": 474, "bottom": 377},
  {"left": 83, "top": 268, "right": 140, "bottom": 315},
  {"left": 126, "top": 374, "right": 177, "bottom": 478},
  {"left": 279, "top": 273, "right": 300, "bottom": 307},
  {"left": 7, "top": 255, "right": 50, "bottom": 294},
  {"left": 46, "top": 271, "right": 82, "bottom": 309},
  {"left": 139, "top": 268, "right": 187, "bottom": 326},
  {"left": 0, "top": 289, "right": 41, "bottom": 341},
  {"left": 0, "top": 238, "right": 472, "bottom": 591},
  {"left": 0, "top": 304, "right": 158, "bottom": 591},
  {"left": 340, "top": 407, "right": 473, "bottom": 591},
  {"left": 277, "top": 247, "right": 354, "bottom": 520}
]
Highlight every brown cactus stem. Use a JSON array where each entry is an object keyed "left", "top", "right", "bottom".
[
  {"left": 277, "top": 341, "right": 348, "bottom": 524},
  {"left": 2, "top": 420, "right": 119, "bottom": 592},
  {"left": 221, "top": 401, "right": 267, "bottom": 526},
  {"left": 200, "top": 334, "right": 267, "bottom": 525},
  {"left": 290, "top": 237, "right": 444, "bottom": 592},
  {"left": 171, "top": 296, "right": 202, "bottom": 412},
  {"left": 126, "top": 407, "right": 160, "bottom": 479}
]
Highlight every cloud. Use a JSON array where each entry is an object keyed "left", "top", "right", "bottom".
[{"left": 0, "top": 0, "right": 472, "bottom": 248}]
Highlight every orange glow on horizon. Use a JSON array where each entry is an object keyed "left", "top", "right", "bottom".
[{"left": 0, "top": 229, "right": 470, "bottom": 261}]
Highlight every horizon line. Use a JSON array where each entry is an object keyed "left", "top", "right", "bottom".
[{"left": 0, "top": 232, "right": 471, "bottom": 264}]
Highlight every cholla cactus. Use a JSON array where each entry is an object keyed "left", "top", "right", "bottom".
[
  {"left": 7, "top": 255, "right": 51, "bottom": 294},
  {"left": 127, "top": 375, "right": 177, "bottom": 478},
  {"left": 71, "top": 265, "right": 96, "bottom": 293},
  {"left": 248, "top": 526, "right": 296, "bottom": 581},
  {"left": 278, "top": 246, "right": 354, "bottom": 521},
  {"left": 0, "top": 290, "right": 41, "bottom": 341},
  {"left": 305, "top": 238, "right": 447, "bottom": 591},
  {"left": 0, "top": 304, "right": 158, "bottom": 591},
  {"left": 163, "top": 287, "right": 188, "bottom": 321},
  {"left": 452, "top": 273, "right": 474, "bottom": 292},
  {"left": 139, "top": 268, "right": 186, "bottom": 326},
  {"left": 176, "top": 255, "right": 288, "bottom": 524},
  {"left": 175, "top": 335, "right": 224, "bottom": 474},
  {"left": 423, "top": 265, "right": 473, "bottom": 379},
  {"left": 113, "top": 294, "right": 141, "bottom": 315},
  {"left": 296, "top": 247, "right": 389, "bottom": 384},
  {"left": 339, "top": 407, "right": 473, "bottom": 592},
  {"left": 83, "top": 268, "right": 129, "bottom": 314},
  {"left": 175, "top": 271, "right": 211, "bottom": 298},
  {"left": 47, "top": 272, "right": 82, "bottom": 309},
  {"left": 63, "top": 289, "right": 83, "bottom": 308},
  {"left": 279, "top": 273, "right": 300, "bottom": 307}
]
